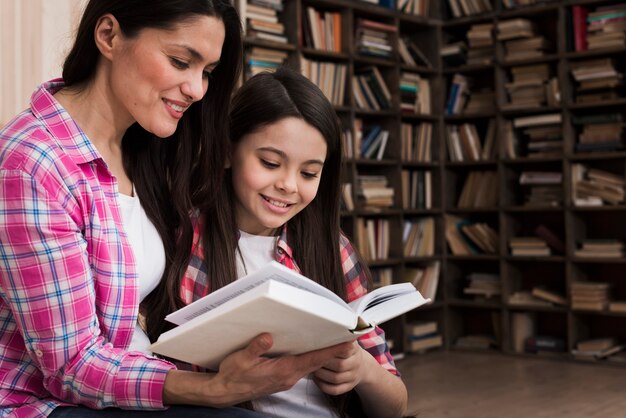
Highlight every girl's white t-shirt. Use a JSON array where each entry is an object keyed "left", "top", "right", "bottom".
[
  {"left": 118, "top": 192, "right": 166, "bottom": 354},
  {"left": 236, "top": 230, "right": 338, "bottom": 418}
]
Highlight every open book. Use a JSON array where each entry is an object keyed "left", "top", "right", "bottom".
[{"left": 149, "top": 261, "right": 430, "bottom": 370}]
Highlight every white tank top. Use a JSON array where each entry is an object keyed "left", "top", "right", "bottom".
[
  {"left": 118, "top": 191, "right": 166, "bottom": 354},
  {"left": 236, "top": 230, "right": 337, "bottom": 418}
]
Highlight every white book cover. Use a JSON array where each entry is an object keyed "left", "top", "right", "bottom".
[{"left": 150, "top": 261, "right": 429, "bottom": 370}]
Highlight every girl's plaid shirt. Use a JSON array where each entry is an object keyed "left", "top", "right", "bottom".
[{"left": 182, "top": 217, "right": 399, "bottom": 376}]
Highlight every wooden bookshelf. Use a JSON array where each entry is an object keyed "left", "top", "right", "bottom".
[{"left": 234, "top": 0, "right": 626, "bottom": 366}]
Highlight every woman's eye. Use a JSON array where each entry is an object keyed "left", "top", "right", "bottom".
[
  {"left": 170, "top": 57, "right": 189, "bottom": 70},
  {"left": 261, "top": 159, "right": 279, "bottom": 169},
  {"left": 302, "top": 171, "right": 319, "bottom": 179}
]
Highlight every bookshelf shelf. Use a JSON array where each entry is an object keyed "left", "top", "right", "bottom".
[{"left": 235, "top": 0, "right": 626, "bottom": 366}]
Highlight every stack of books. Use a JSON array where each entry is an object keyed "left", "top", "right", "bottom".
[
  {"left": 572, "top": 113, "right": 624, "bottom": 153},
  {"left": 570, "top": 58, "right": 624, "bottom": 104},
  {"left": 497, "top": 18, "right": 550, "bottom": 61},
  {"left": 464, "top": 273, "right": 501, "bottom": 300},
  {"left": 609, "top": 300, "right": 626, "bottom": 314},
  {"left": 512, "top": 113, "right": 563, "bottom": 158},
  {"left": 355, "top": 18, "right": 396, "bottom": 59},
  {"left": 244, "top": 0, "right": 287, "bottom": 44},
  {"left": 357, "top": 175, "right": 394, "bottom": 209},
  {"left": 575, "top": 240, "right": 625, "bottom": 259},
  {"left": 405, "top": 321, "right": 442, "bottom": 353},
  {"left": 571, "top": 164, "right": 625, "bottom": 206},
  {"left": 586, "top": 5, "right": 626, "bottom": 50},
  {"left": 464, "top": 89, "right": 496, "bottom": 114},
  {"left": 509, "top": 237, "right": 550, "bottom": 256},
  {"left": 403, "top": 217, "right": 435, "bottom": 257},
  {"left": 572, "top": 338, "right": 624, "bottom": 361},
  {"left": 400, "top": 72, "right": 431, "bottom": 115},
  {"left": 503, "top": 64, "right": 558, "bottom": 110},
  {"left": 466, "top": 23, "right": 494, "bottom": 65},
  {"left": 401, "top": 122, "right": 433, "bottom": 163},
  {"left": 403, "top": 261, "right": 440, "bottom": 301},
  {"left": 244, "top": 47, "right": 288, "bottom": 77},
  {"left": 570, "top": 282, "right": 611, "bottom": 311},
  {"left": 519, "top": 171, "right": 563, "bottom": 207}
]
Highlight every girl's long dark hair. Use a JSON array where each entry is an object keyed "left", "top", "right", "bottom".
[
  {"left": 202, "top": 67, "right": 369, "bottom": 417},
  {"left": 62, "top": 0, "right": 242, "bottom": 342}
]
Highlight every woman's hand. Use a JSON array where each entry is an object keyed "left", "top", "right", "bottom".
[{"left": 163, "top": 333, "right": 354, "bottom": 407}]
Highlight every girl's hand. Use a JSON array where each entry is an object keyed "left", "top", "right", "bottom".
[
  {"left": 311, "top": 341, "right": 376, "bottom": 396},
  {"left": 205, "top": 333, "right": 354, "bottom": 406}
]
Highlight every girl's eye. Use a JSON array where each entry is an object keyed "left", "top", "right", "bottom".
[
  {"left": 170, "top": 57, "right": 189, "bottom": 70},
  {"left": 261, "top": 159, "right": 279, "bottom": 169},
  {"left": 301, "top": 171, "right": 319, "bottom": 179}
]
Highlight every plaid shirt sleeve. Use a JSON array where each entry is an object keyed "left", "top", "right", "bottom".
[
  {"left": 0, "top": 125, "right": 174, "bottom": 412},
  {"left": 339, "top": 233, "right": 399, "bottom": 376}
]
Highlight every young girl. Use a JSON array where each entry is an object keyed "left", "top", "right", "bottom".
[{"left": 180, "top": 67, "right": 409, "bottom": 417}]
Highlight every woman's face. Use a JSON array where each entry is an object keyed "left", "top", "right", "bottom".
[
  {"left": 230, "top": 117, "right": 328, "bottom": 236},
  {"left": 109, "top": 15, "right": 225, "bottom": 138}
]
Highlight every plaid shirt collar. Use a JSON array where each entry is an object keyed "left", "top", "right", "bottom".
[{"left": 31, "top": 78, "right": 103, "bottom": 165}]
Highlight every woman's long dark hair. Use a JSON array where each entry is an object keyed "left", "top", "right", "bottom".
[
  {"left": 202, "top": 67, "right": 369, "bottom": 417},
  {"left": 62, "top": 0, "right": 242, "bottom": 342}
]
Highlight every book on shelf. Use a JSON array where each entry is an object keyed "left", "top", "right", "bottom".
[
  {"left": 398, "top": 37, "right": 432, "bottom": 68},
  {"left": 464, "top": 273, "right": 500, "bottom": 299},
  {"left": 406, "top": 333, "right": 443, "bottom": 353},
  {"left": 455, "top": 334, "right": 497, "bottom": 350},
  {"left": 508, "top": 291, "right": 552, "bottom": 307},
  {"left": 525, "top": 336, "right": 565, "bottom": 353},
  {"left": 534, "top": 224, "right": 565, "bottom": 255},
  {"left": 403, "top": 217, "right": 435, "bottom": 257},
  {"left": 405, "top": 320, "right": 437, "bottom": 338},
  {"left": 397, "top": 0, "right": 430, "bottom": 16},
  {"left": 403, "top": 261, "right": 440, "bottom": 301},
  {"left": 531, "top": 287, "right": 567, "bottom": 306},
  {"left": 401, "top": 122, "right": 432, "bottom": 163},
  {"left": 608, "top": 301, "right": 626, "bottom": 314},
  {"left": 456, "top": 171, "right": 498, "bottom": 208},
  {"left": 511, "top": 312, "right": 535, "bottom": 354},
  {"left": 149, "top": 261, "right": 430, "bottom": 369},
  {"left": 447, "top": 0, "right": 492, "bottom": 18},
  {"left": 570, "top": 281, "right": 611, "bottom": 311}
]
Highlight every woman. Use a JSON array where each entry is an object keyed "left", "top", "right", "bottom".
[{"left": 0, "top": 1, "right": 348, "bottom": 416}]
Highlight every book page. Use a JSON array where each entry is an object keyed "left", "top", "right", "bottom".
[
  {"left": 348, "top": 282, "right": 430, "bottom": 326},
  {"left": 166, "top": 261, "right": 346, "bottom": 325}
]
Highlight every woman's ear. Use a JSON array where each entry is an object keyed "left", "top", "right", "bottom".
[{"left": 94, "top": 13, "right": 121, "bottom": 60}]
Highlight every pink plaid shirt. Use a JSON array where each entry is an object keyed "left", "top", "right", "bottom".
[
  {"left": 182, "top": 216, "right": 399, "bottom": 376},
  {"left": 0, "top": 80, "right": 176, "bottom": 417}
]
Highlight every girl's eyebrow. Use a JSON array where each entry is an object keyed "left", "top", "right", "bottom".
[{"left": 258, "top": 146, "right": 325, "bottom": 166}]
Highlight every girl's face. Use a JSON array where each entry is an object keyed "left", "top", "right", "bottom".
[
  {"left": 231, "top": 117, "right": 328, "bottom": 236},
  {"left": 109, "top": 15, "right": 224, "bottom": 138}
]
